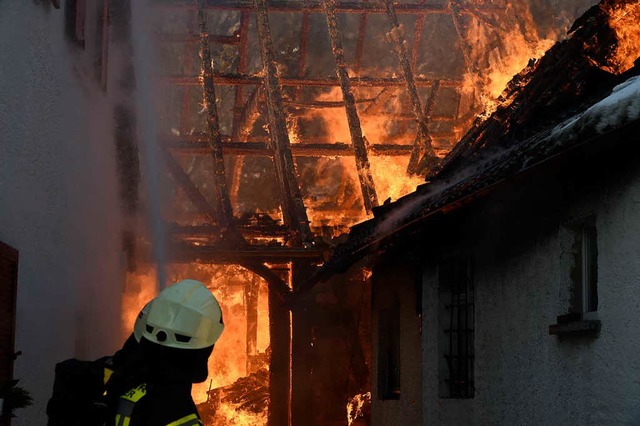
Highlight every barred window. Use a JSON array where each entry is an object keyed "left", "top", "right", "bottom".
[{"left": 439, "top": 257, "right": 474, "bottom": 399}]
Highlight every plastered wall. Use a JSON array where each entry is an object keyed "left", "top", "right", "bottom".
[
  {"left": 419, "top": 146, "right": 640, "bottom": 425},
  {"left": 0, "top": 2, "right": 125, "bottom": 423}
]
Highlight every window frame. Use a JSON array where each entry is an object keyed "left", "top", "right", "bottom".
[
  {"left": 377, "top": 302, "right": 401, "bottom": 400},
  {"left": 549, "top": 220, "right": 600, "bottom": 336}
]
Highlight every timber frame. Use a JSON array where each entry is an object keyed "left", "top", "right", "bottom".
[{"left": 149, "top": 1, "right": 508, "bottom": 424}]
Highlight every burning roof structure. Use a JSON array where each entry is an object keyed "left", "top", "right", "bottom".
[
  {"left": 313, "top": 0, "right": 640, "bottom": 282},
  {"left": 123, "top": 0, "right": 638, "bottom": 424}
]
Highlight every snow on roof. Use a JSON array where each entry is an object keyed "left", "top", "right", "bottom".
[{"left": 553, "top": 75, "right": 640, "bottom": 138}]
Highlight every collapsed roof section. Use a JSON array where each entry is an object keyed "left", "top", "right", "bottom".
[
  {"left": 310, "top": 0, "right": 640, "bottom": 286},
  {"left": 152, "top": 0, "right": 568, "bottom": 270}
]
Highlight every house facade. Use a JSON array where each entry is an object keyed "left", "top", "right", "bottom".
[
  {"left": 0, "top": 1, "right": 138, "bottom": 423},
  {"left": 318, "top": 2, "right": 640, "bottom": 423},
  {"left": 371, "top": 123, "right": 640, "bottom": 424}
]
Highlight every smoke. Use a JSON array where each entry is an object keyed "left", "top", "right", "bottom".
[{"left": 130, "top": 0, "right": 167, "bottom": 291}]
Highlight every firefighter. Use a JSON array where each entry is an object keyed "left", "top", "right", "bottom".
[
  {"left": 105, "top": 279, "right": 225, "bottom": 426},
  {"left": 47, "top": 279, "right": 223, "bottom": 426}
]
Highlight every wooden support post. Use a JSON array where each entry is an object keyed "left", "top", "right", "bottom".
[
  {"left": 179, "top": 11, "right": 196, "bottom": 134},
  {"left": 245, "top": 273, "right": 259, "bottom": 374},
  {"left": 228, "top": 11, "right": 252, "bottom": 205},
  {"left": 268, "top": 266, "right": 291, "bottom": 426},
  {"left": 162, "top": 150, "right": 218, "bottom": 223},
  {"left": 197, "top": 0, "right": 235, "bottom": 228},
  {"left": 254, "top": 0, "right": 313, "bottom": 244},
  {"left": 322, "top": 0, "right": 378, "bottom": 214},
  {"left": 290, "top": 261, "right": 315, "bottom": 426},
  {"left": 353, "top": 13, "right": 368, "bottom": 73},
  {"left": 169, "top": 74, "right": 461, "bottom": 88},
  {"left": 166, "top": 140, "right": 415, "bottom": 156},
  {"left": 382, "top": 0, "right": 438, "bottom": 175}
]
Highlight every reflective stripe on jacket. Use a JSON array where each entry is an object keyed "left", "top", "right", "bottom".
[{"left": 115, "top": 383, "right": 203, "bottom": 426}]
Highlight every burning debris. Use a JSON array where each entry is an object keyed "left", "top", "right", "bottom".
[
  {"left": 435, "top": 0, "right": 640, "bottom": 178},
  {"left": 346, "top": 391, "right": 371, "bottom": 426},
  {"left": 198, "top": 368, "right": 269, "bottom": 426}
]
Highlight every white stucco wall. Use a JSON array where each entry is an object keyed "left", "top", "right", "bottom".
[
  {"left": 371, "top": 263, "right": 423, "bottom": 426},
  {"left": 420, "top": 157, "right": 640, "bottom": 425},
  {"left": 0, "top": 2, "right": 125, "bottom": 424}
]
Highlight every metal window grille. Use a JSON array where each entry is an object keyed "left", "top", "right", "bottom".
[{"left": 439, "top": 257, "right": 474, "bottom": 399}]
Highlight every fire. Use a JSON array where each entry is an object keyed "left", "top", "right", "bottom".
[
  {"left": 210, "top": 402, "right": 267, "bottom": 426},
  {"left": 461, "top": 8, "right": 556, "bottom": 115},
  {"left": 302, "top": 87, "right": 424, "bottom": 232},
  {"left": 121, "top": 268, "right": 159, "bottom": 338},
  {"left": 346, "top": 391, "right": 371, "bottom": 426},
  {"left": 605, "top": 1, "right": 640, "bottom": 74}
]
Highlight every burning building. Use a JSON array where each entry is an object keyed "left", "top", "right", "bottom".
[
  {"left": 2, "top": 0, "right": 636, "bottom": 425},
  {"left": 314, "top": 0, "right": 640, "bottom": 424}
]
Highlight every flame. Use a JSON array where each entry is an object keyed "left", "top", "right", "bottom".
[
  {"left": 346, "top": 391, "right": 371, "bottom": 426},
  {"left": 122, "top": 268, "right": 159, "bottom": 338},
  {"left": 605, "top": 2, "right": 640, "bottom": 74},
  {"left": 211, "top": 402, "right": 267, "bottom": 426},
  {"left": 301, "top": 87, "right": 424, "bottom": 233},
  {"left": 461, "top": 9, "right": 556, "bottom": 115}
]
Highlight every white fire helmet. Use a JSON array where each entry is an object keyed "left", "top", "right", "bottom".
[{"left": 134, "top": 279, "right": 224, "bottom": 350}]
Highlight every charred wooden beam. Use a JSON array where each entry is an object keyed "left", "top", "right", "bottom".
[
  {"left": 162, "top": 150, "right": 218, "bottom": 223},
  {"left": 363, "top": 87, "right": 397, "bottom": 115},
  {"left": 411, "top": 1, "right": 426, "bottom": 69},
  {"left": 179, "top": 12, "right": 196, "bottom": 134},
  {"left": 424, "top": 79, "right": 441, "bottom": 118},
  {"left": 170, "top": 245, "right": 324, "bottom": 262},
  {"left": 383, "top": 0, "right": 438, "bottom": 175},
  {"left": 168, "top": 74, "right": 461, "bottom": 88},
  {"left": 353, "top": 13, "right": 368, "bottom": 72},
  {"left": 323, "top": 0, "right": 378, "bottom": 214},
  {"left": 197, "top": 0, "right": 236, "bottom": 229},
  {"left": 228, "top": 11, "right": 253, "bottom": 205},
  {"left": 158, "top": 33, "right": 240, "bottom": 45},
  {"left": 254, "top": 0, "right": 313, "bottom": 244},
  {"left": 245, "top": 274, "right": 259, "bottom": 373},
  {"left": 159, "top": 0, "right": 503, "bottom": 15},
  {"left": 296, "top": 10, "right": 311, "bottom": 82},
  {"left": 286, "top": 98, "right": 375, "bottom": 109},
  {"left": 449, "top": 1, "right": 474, "bottom": 74},
  {"left": 167, "top": 223, "right": 289, "bottom": 238},
  {"left": 196, "top": 1, "right": 294, "bottom": 307},
  {"left": 167, "top": 140, "right": 414, "bottom": 156},
  {"left": 268, "top": 267, "right": 290, "bottom": 426},
  {"left": 290, "top": 261, "right": 314, "bottom": 426}
]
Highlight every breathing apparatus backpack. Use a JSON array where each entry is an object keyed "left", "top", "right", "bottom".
[{"left": 46, "top": 357, "right": 114, "bottom": 426}]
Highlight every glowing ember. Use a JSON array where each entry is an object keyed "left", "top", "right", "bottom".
[
  {"left": 346, "top": 391, "right": 371, "bottom": 426},
  {"left": 605, "top": 1, "right": 640, "bottom": 74}
]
